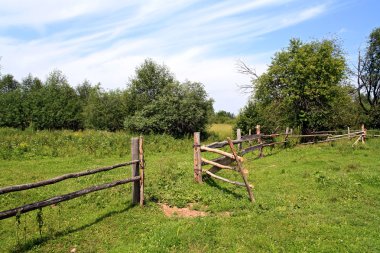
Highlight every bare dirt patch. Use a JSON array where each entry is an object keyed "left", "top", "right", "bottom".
[
  {"left": 160, "top": 203, "right": 231, "bottom": 218},
  {"left": 160, "top": 203, "right": 207, "bottom": 218}
]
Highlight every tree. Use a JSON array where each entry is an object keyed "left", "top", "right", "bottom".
[
  {"left": 237, "top": 38, "right": 354, "bottom": 133},
  {"left": 124, "top": 59, "right": 214, "bottom": 136},
  {"left": 0, "top": 74, "right": 20, "bottom": 93},
  {"left": 125, "top": 81, "right": 213, "bottom": 136},
  {"left": 212, "top": 110, "right": 235, "bottom": 124},
  {"left": 126, "top": 58, "right": 175, "bottom": 114},
  {"left": 0, "top": 75, "right": 26, "bottom": 128},
  {"left": 357, "top": 27, "right": 380, "bottom": 127},
  {"left": 31, "top": 70, "right": 82, "bottom": 130},
  {"left": 83, "top": 86, "right": 128, "bottom": 131}
]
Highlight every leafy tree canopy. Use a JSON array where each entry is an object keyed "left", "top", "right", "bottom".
[
  {"left": 126, "top": 58, "right": 176, "bottom": 114},
  {"left": 211, "top": 110, "right": 235, "bottom": 124},
  {"left": 357, "top": 27, "right": 380, "bottom": 127},
  {"left": 237, "top": 38, "right": 356, "bottom": 133},
  {"left": 125, "top": 59, "right": 213, "bottom": 136}
]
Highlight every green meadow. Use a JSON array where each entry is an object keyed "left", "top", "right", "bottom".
[{"left": 0, "top": 127, "right": 379, "bottom": 252}]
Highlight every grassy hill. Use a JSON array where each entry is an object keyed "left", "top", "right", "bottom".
[{"left": 0, "top": 128, "right": 379, "bottom": 252}]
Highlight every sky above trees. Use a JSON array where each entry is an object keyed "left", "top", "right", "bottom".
[{"left": 0, "top": 0, "right": 378, "bottom": 113}]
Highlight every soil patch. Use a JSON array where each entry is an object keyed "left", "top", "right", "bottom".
[
  {"left": 160, "top": 203, "right": 231, "bottom": 218},
  {"left": 160, "top": 203, "right": 207, "bottom": 218}
]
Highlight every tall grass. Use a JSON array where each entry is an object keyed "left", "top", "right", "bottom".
[
  {"left": 207, "top": 124, "right": 234, "bottom": 140},
  {"left": 0, "top": 128, "right": 192, "bottom": 160}
]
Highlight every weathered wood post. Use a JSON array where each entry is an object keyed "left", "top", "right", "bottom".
[
  {"left": 131, "top": 137, "right": 140, "bottom": 205},
  {"left": 194, "top": 132, "right": 202, "bottom": 183},
  {"left": 139, "top": 136, "right": 144, "bottom": 206},
  {"left": 347, "top": 127, "right": 350, "bottom": 139},
  {"left": 237, "top": 128, "right": 242, "bottom": 150},
  {"left": 227, "top": 138, "right": 255, "bottom": 203},
  {"left": 256, "top": 125, "right": 261, "bottom": 143},
  {"left": 256, "top": 125, "right": 263, "bottom": 157},
  {"left": 361, "top": 124, "right": 366, "bottom": 143},
  {"left": 285, "top": 127, "right": 289, "bottom": 147}
]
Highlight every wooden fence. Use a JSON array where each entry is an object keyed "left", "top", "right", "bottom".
[
  {"left": 194, "top": 124, "right": 369, "bottom": 202},
  {"left": 293, "top": 125, "right": 367, "bottom": 146},
  {"left": 193, "top": 125, "right": 287, "bottom": 202},
  {"left": 0, "top": 137, "right": 145, "bottom": 220}
]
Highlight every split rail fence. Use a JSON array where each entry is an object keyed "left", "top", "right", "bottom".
[
  {"left": 193, "top": 125, "right": 287, "bottom": 202},
  {"left": 0, "top": 137, "right": 145, "bottom": 220},
  {"left": 194, "top": 124, "right": 369, "bottom": 202}
]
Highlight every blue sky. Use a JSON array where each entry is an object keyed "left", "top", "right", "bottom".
[{"left": 0, "top": 0, "right": 379, "bottom": 114}]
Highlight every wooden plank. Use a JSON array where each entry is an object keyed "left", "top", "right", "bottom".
[
  {"left": 261, "top": 134, "right": 280, "bottom": 138},
  {"left": 0, "top": 176, "right": 140, "bottom": 220},
  {"left": 311, "top": 130, "right": 339, "bottom": 134},
  {"left": 131, "top": 137, "right": 140, "bottom": 205},
  {"left": 352, "top": 135, "right": 362, "bottom": 147},
  {"left": 0, "top": 160, "right": 139, "bottom": 195},
  {"left": 193, "top": 132, "right": 202, "bottom": 183},
  {"left": 240, "top": 143, "right": 264, "bottom": 156},
  {"left": 208, "top": 157, "right": 235, "bottom": 174},
  {"left": 227, "top": 138, "right": 255, "bottom": 202},
  {"left": 285, "top": 127, "right": 289, "bottom": 141},
  {"left": 256, "top": 125, "right": 261, "bottom": 144},
  {"left": 201, "top": 158, "right": 236, "bottom": 171},
  {"left": 263, "top": 141, "right": 286, "bottom": 147},
  {"left": 205, "top": 170, "right": 252, "bottom": 188},
  {"left": 205, "top": 139, "right": 242, "bottom": 149},
  {"left": 362, "top": 124, "right": 366, "bottom": 143},
  {"left": 237, "top": 128, "right": 242, "bottom": 150},
  {"left": 325, "top": 136, "right": 348, "bottom": 141},
  {"left": 287, "top": 134, "right": 332, "bottom": 138},
  {"left": 200, "top": 146, "right": 243, "bottom": 162},
  {"left": 300, "top": 137, "right": 347, "bottom": 145},
  {"left": 328, "top": 132, "right": 362, "bottom": 139},
  {"left": 139, "top": 136, "right": 145, "bottom": 206}
]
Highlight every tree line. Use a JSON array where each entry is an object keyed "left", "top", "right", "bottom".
[
  {"left": 1, "top": 27, "right": 379, "bottom": 136},
  {"left": 236, "top": 27, "right": 380, "bottom": 134},
  {"left": 0, "top": 59, "right": 213, "bottom": 137}
]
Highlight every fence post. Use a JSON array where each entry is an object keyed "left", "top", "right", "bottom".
[
  {"left": 194, "top": 132, "right": 202, "bottom": 183},
  {"left": 361, "top": 124, "right": 366, "bottom": 143},
  {"left": 131, "top": 137, "right": 140, "bottom": 205},
  {"left": 256, "top": 125, "right": 262, "bottom": 143},
  {"left": 139, "top": 136, "right": 144, "bottom": 206},
  {"left": 347, "top": 127, "right": 350, "bottom": 139},
  {"left": 285, "top": 127, "right": 289, "bottom": 143},
  {"left": 237, "top": 128, "right": 242, "bottom": 150},
  {"left": 256, "top": 125, "right": 264, "bottom": 157}
]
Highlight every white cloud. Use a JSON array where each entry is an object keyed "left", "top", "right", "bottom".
[{"left": 0, "top": 0, "right": 331, "bottom": 113}]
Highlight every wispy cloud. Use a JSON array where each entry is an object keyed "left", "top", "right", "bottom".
[{"left": 0, "top": 0, "right": 332, "bottom": 113}]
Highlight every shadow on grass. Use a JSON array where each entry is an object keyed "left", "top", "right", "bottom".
[
  {"left": 11, "top": 204, "right": 135, "bottom": 253},
  {"left": 203, "top": 176, "right": 244, "bottom": 200}
]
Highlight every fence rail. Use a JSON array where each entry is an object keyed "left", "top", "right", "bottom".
[
  {"left": 0, "top": 176, "right": 140, "bottom": 220},
  {"left": 0, "top": 136, "right": 144, "bottom": 221},
  {"left": 0, "top": 160, "right": 139, "bottom": 195}
]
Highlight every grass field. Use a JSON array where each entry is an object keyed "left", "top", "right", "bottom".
[
  {"left": 207, "top": 123, "right": 234, "bottom": 140},
  {"left": 0, "top": 127, "right": 380, "bottom": 252}
]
